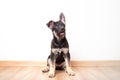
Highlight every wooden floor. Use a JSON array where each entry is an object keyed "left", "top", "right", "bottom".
[{"left": 0, "top": 66, "right": 120, "bottom": 80}]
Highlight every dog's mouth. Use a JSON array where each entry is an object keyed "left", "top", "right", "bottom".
[
  {"left": 60, "top": 31, "right": 65, "bottom": 37},
  {"left": 60, "top": 32, "right": 65, "bottom": 36},
  {"left": 60, "top": 28, "right": 65, "bottom": 36}
]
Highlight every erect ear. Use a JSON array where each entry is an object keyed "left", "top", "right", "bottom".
[
  {"left": 59, "top": 12, "right": 65, "bottom": 24},
  {"left": 46, "top": 20, "right": 54, "bottom": 29}
]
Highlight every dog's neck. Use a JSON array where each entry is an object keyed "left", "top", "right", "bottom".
[
  {"left": 53, "top": 35, "right": 67, "bottom": 48},
  {"left": 53, "top": 35, "right": 66, "bottom": 43}
]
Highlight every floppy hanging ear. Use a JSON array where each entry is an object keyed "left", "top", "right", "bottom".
[
  {"left": 46, "top": 20, "right": 54, "bottom": 29},
  {"left": 59, "top": 13, "right": 65, "bottom": 24}
]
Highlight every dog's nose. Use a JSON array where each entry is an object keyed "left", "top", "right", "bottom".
[{"left": 61, "top": 28, "right": 65, "bottom": 32}]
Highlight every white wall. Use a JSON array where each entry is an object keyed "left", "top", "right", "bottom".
[{"left": 0, "top": 0, "right": 120, "bottom": 61}]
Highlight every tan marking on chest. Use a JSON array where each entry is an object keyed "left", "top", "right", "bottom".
[{"left": 51, "top": 48, "right": 69, "bottom": 54}]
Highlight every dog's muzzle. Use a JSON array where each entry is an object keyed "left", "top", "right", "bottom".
[{"left": 60, "top": 28, "right": 65, "bottom": 37}]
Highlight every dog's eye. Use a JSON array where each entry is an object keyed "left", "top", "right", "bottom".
[{"left": 61, "top": 24, "right": 65, "bottom": 28}]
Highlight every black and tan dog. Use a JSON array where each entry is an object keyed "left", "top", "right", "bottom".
[{"left": 42, "top": 13, "right": 75, "bottom": 78}]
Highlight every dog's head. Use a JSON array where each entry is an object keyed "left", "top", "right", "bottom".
[{"left": 47, "top": 13, "right": 66, "bottom": 40}]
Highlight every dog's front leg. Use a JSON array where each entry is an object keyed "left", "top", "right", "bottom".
[
  {"left": 48, "top": 53, "right": 56, "bottom": 78},
  {"left": 64, "top": 53, "right": 75, "bottom": 76}
]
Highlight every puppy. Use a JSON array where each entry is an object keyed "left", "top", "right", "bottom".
[{"left": 42, "top": 13, "right": 75, "bottom": 78}]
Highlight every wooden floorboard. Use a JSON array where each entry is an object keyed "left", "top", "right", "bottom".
[
  {"left": 0, "top": 66, "right": 119, "bottom": 80},
  {"left": 0, "top": 60, "right": 120, "bottom": 66}
]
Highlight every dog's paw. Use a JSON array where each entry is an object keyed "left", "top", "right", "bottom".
[
  {"left": 48, "top": 71, "right": 55, "bottom": 78},
  {"left": 66, "top": 67, "right": 75, "bottom": 76},
  {"left": 48, "top": 68, "right": 55, "bottom": 78},
  {"left": 42, "top": 66, "right": 49, "bottom": 73}
]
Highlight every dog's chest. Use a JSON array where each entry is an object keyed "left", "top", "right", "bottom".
[{"left": 51, "top": 48, "right": 69, "bottom": 55}]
